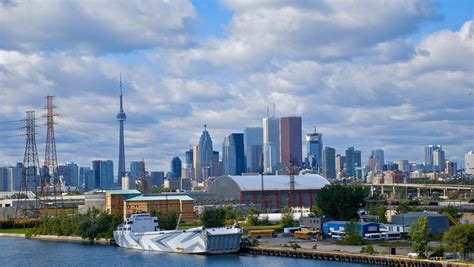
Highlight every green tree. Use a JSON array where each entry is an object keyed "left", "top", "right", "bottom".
[
  {"left": 368, "top": 204, "right": 388, "bottom": 223},
  {"left": 159, "top": 211, "right": 178, "bottom": 230},
  {"left": 280, "top": 208, "right": 296, "bottom": 227},
  {"left": 409, "top": 216, "right": 428, "bottom": 259},
  {"left": 315, "top": 184, "right": 366, "bottom": 220},
  {"left": 79, "top": 218, "right": 100, "bottom": 241},
  {"left": 343, "top": 221, "right": 364, "bottom": 245},
  {"left": 396, "top": 200, "right": 420, "bottom": 214},
  {"left": 246, "top": 207, "right": 259, "bottom": 226},
  {"left": 438, "top": 206, "right": 463, "bottom": 225},
  {"left": 201, "top": 208, "right": 226, "bottom": 228},
  {"left": 223, "top": 205, "right": 242, "bottom": 221},
  {"left": 310, "top": 205, "right": 324, "bottom": 216},
  {"left": 442, "top": 224, "right": 474, "bottom": 258}
]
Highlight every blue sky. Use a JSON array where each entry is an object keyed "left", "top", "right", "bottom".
[{"left": 0, "top": 0, "right": 473, "bottom": 172}]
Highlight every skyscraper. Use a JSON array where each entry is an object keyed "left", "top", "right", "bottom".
[
  {"left": 197, "top": 125, "right": 213, "bottom": 182},
  {"left": 425, "top": 145, "right": 442, "bottom": 172},
  {"left": 433, "top": 149, "right": 446, "bottom": 173},
  {"left": 466, "top": 151, "right": 474, "bottom": 175},
  {"left": 345, "top": 147, "right": 355, "bottom": 177},
  {"left": 322, "top": 147, "right": 336, "bottom": 179},
  {"left": 212, "top": 151, "right": 220, "bottom": 177},
  {"left": 354, "top": 149, "right": 362, "bottom": 179},
  {"left": 371, "top": 149, "right": 384, "bottom": 171},
  {"left": 335, "top": 154, "right": 345, "bottom": 175},
  {"left": 184, "top": 149, "right": 194, "bottom": 179},
  {"left": 117, "top": 75, "right": 127, "bottom": 183},
  {"left": 193, "top": 145, "right": 199, "bottom": 181},
  {"left": 280, "top": 116, "right": 302, "bottom": 168},
  {"left": 150, "top": 171, "right": 165, "bottom": 188},
  {"left": 170, "top": 157, "right": 182, "bottom": 179},
  {"left": 92, "top": 160, "right": 113, "bottom": 189},
  {"left": 222, "top": 133, "right": 246, "bottom": 175},
  {"left": 244, "top": 127, "right": 263, "bottom": 173},
  {"left": 130, "top": 160, "right": 143, "bottom": 185},
  {"left": 263, "top": 116, "right": 280, "bottom": 173},
  {"left": 306, "top": 127, "right": 323, "bottom": 171},
  {"left": 58, "top": 162, "right": 79, "bottom": 186}
]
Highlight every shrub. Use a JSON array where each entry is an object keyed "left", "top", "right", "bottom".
[{"left": 360, "top": 245, "right": 376, "bottom": 255}]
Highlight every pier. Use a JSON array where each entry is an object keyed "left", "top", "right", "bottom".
[{"left": 241, "top": 246, "right": 471, "bottom": 267}]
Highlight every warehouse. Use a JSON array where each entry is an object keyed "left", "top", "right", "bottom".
[
  {"left": 322, "top": 221, "right": 380, "bottom": 236},
  {"left": 207, "top": 174, "right": 330, "bottom": 210},
  {"left": 391, "top": 211, "right": 449, "bottom": 235}
]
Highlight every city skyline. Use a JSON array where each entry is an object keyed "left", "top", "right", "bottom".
[{"left": 0, "top": 0, "right": 473, "bottom": 171}]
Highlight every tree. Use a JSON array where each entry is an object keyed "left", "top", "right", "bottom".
[
  {"left": 409, "top": 216, "right": 428, "bottom": 259},
  {"left": 315, "top": 184, "right": 366, "bottom": 220},
  {"left": 343, "top": 221, "right": 364, "bottom": 245},
  {"left": 79, "top": 218, "right": 100, "bottom": 241},
  {"left": 442, "top": 224, "right": 474, "bottom": 259},
  {"left": 159, "top": 211, "right": 178, "bottom": 230},
  {"left": 280, "top": 208, "right": 296, "bottom": 227},
  {"left": 310, "top": 205, "right": 324, "bottom": 216},
  {"left": 396, "top": 200, "right": 420, "bottom": 214},
  {"left": 368, "top": 204, "right": 388, "bottom": 223},
  {"left": 246, "top": 207, "right": 259, "bottom": 226},
  {"left": 201, "top": 208, "right": 226, "bottom": 228},
  {"left": 438, "top": 206, "right": 463, "bottom": 225}
]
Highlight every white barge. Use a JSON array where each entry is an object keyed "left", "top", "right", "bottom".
[{"left": 113, "top": 213, "right": 242, "bottom": 254}]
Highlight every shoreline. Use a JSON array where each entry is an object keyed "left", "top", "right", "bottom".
[{"left": 0, "top": 232, "right": 113, "bottom": 245}]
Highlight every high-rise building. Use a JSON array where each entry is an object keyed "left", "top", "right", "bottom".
[
  {"left": 150, "top": 171, "right": 165, "bottom": 188},
  {"left": 244, "top": 127, "right": 263, "bottom": 173},
  {"left": 306, "top": 127, "right": 323, "bottom": 171},
  {"left": 322, "top": 147, "right": 336, "bottom": 179},
  {"left": 222, "top": 133, "right": 246, "bottom": 175},
  {"left": 354, "top": 149, "right": 362, "bottom": 179},
  {"left": 263, "top": 116, "right": 280, "bottom": 173},
  {"left": 193, "top": 145, "right": 199, "bottom": 181},
  {"left": 371, "top": 149, "right": 384, "bottom": 171},
  {"left": 336, "top": 154, "right": 345, "bottom": 174},
  {"left": 433, "top": 149, "right": 446, "bottom": 173},
  {"left": 6, "top": 163, "right": 23, "bottom": 191},
  {"left": 129, "top": 161, "right": 143, "bottom": 185},
  {"left": 212, "top": 151, "right": 220, "bottom": 177},
  {"left": 170, "top": 157, "right": 182, "bottom": 179},
  {"left": 92, "top": 160, "right": 113, "bottom": 189},
  {"left": 82, "top": 167, "right": 95, "bottom": 191},
  {"left": 345, "top": 147, "right": 355, "bottom": 177},
  {"left": 280, "top": 116, "right": 302, "bottom": 167},
  {"left": 425, "top": 145, "right": 442, "bottom": 172},
  {"left": 465, "top": 151, "right": 474, "bottom": 175},
  {"left": 117, "top": 75, "right": 127, "bottom": 183},
  {"left": 197, "top": 125, "right": 213, "bottom": 182},
  {"left": 445, "top": 160, "right": 457, "bottom": 177},
  {"left": 58, "top": 162, "right": 79, "bottom": 186},
  {"left": 184, "top": 149, "right": 194, "bottom": 179},
  {"left": 395, "top": 160, "right": 409, "bottom": 173},
  {"left": 0, "top": 167, "right": 8, "bottom": 191}
]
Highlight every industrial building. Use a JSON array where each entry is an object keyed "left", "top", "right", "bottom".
[
  {"left": 391, "top": 212, "right": 449, "bottom": 235},
  {"left": 207, "top": 174, "right": 330, "bottom": 209},
  {"left": 322, "top": 221, "right": 380, "bottom": 236},
  {"left": 105, "top": 190, "right": 195, "bottom": 222}
]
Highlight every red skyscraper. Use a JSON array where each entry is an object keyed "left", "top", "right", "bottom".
[{"left": 280, "top": 117, "right": 302, "bottom": 167}]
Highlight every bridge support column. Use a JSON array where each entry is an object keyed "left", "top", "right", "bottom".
[
  {"left": 392, "top": 186, "right": 396, "bottom": 196},
  {"left": 381, "top": 186, "right": 384, "bottom": 196},
  {"left": 443, "top": 189, "right": 447, "bottom": 197},
  {"left": 370, "top": 186, "right": 375, "bottom": 197},
  {"left": 417, "top": 188, "right": 421, "bottom": 197}
]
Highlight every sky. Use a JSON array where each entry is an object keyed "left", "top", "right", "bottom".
[{"left": 0, "top": 0, "right": 473, "bottom": 173}]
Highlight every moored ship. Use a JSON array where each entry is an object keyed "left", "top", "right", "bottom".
[{"left": 113, "top": 213, "right": 242, "bottom": 254}]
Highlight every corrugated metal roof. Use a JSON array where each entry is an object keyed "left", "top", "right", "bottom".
[
  {"left": 125, "top": 195, "right": 194, "bottom": 202},
  {"left": 224, "top": 174, "right": 330, "bottom": 191},
  {"left": 106, "top": 190, "right": 141, "bottom": 195}
]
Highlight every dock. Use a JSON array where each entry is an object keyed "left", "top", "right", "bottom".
[{"left": 241, "top": 246, "right": 472, "bottom": 267}]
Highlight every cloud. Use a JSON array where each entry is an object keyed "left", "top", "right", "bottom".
[{"left": 0, "top": 0, "right": 196, "bottom": 54}]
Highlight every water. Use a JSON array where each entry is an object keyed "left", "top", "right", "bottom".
[{"left": 0, "top": 238, "right": 377, "bottom": 267}]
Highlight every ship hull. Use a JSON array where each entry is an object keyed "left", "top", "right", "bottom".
[{"left": 113, "top": 228, "right": 241, "bottom": 255}]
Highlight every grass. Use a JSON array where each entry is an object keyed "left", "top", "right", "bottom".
[
  {"left": 0, "top": 228, "right": 32, "bottom": 234},
  {"left": 241, "top": 224, "right": 284, "bottom": 234}
]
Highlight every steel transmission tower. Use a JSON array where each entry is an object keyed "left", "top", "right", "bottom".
[
  {"left": 43, "top": 96, "right": 63, "bottom": 207},
  {"left": 15, "top": 111, "right": 41, "bottom": 218}
]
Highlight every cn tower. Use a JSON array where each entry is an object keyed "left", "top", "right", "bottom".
[{"left": 117, "top": 74, "right": 127, "bottom": 184}]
